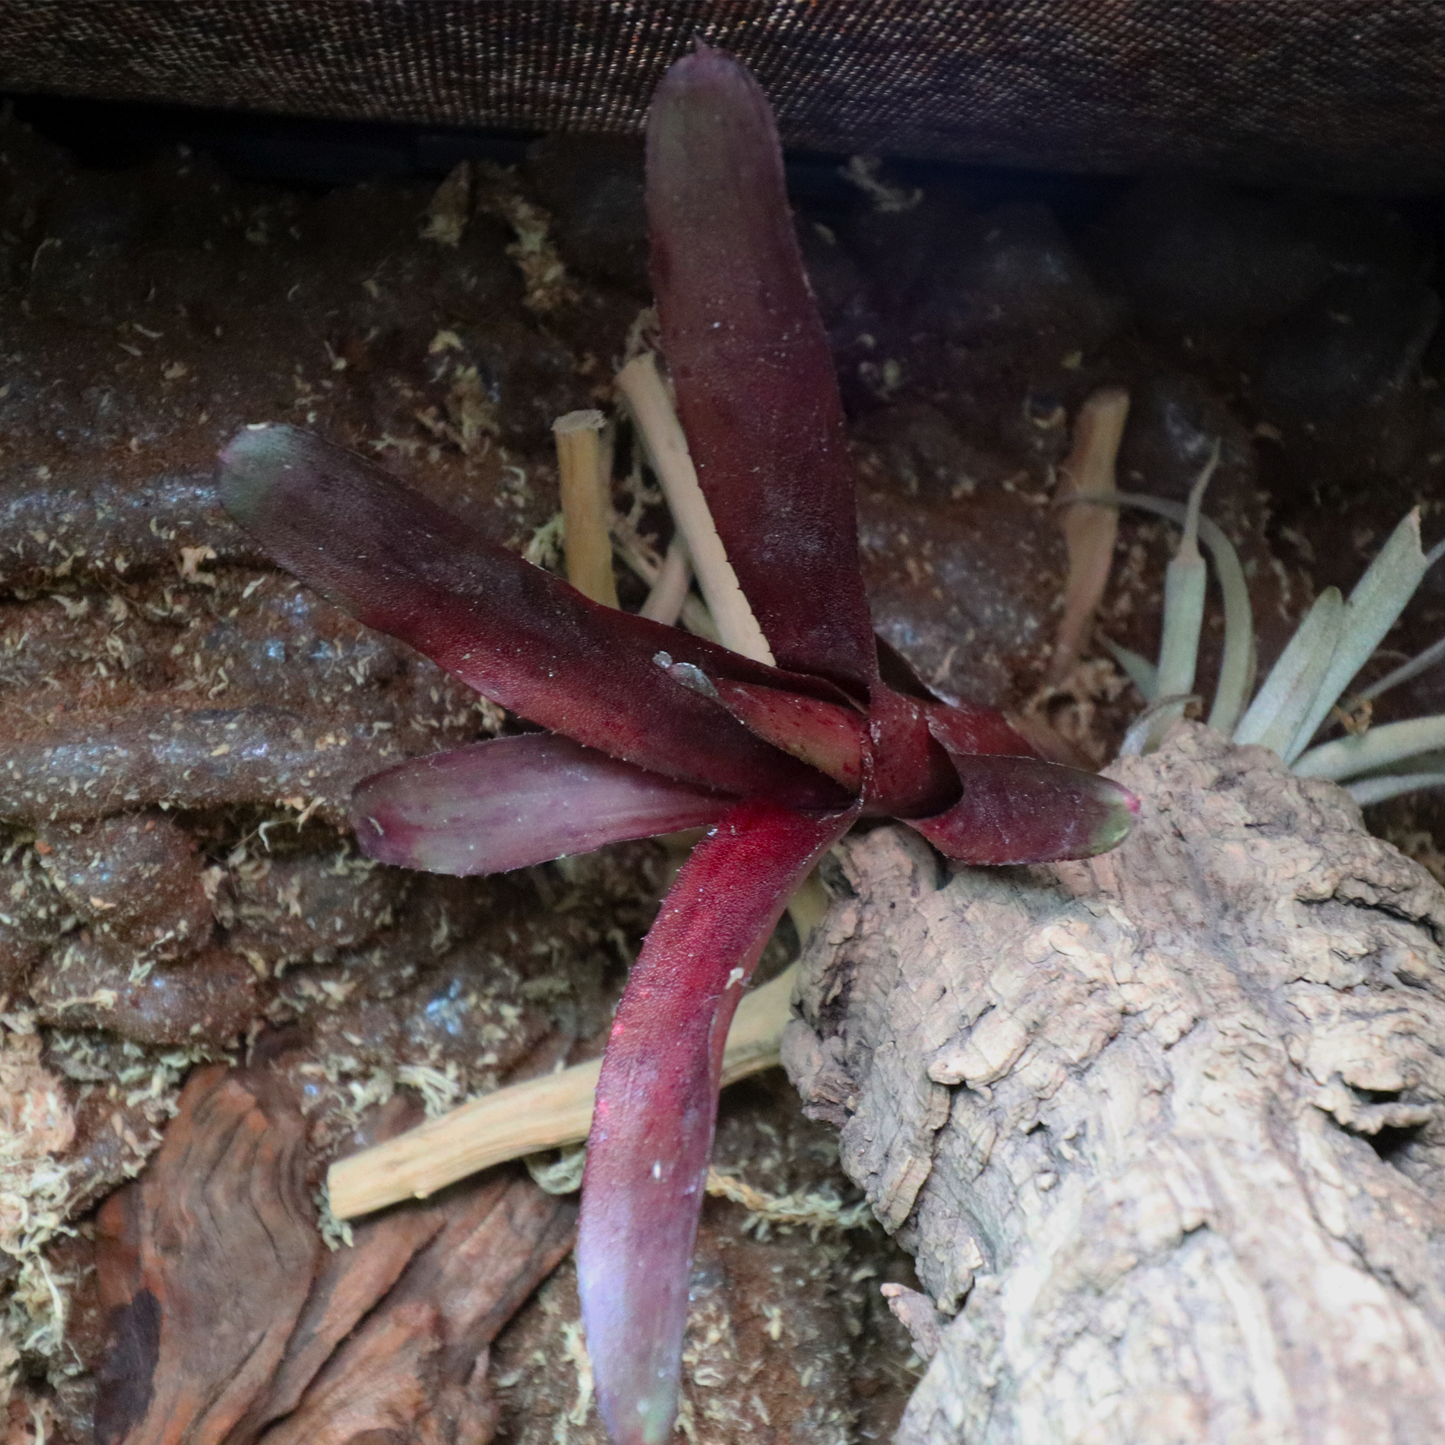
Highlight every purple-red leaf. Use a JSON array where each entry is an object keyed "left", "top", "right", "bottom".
[
  {"left": 712, "top": 678, "right": 866, "bottom": 790},
  {"left": 577, "top": 797, "right": 858, "bottom": 1445},
  {"left": 350, "top": 735, "right": 730, "bottom": 875},
  {"left": 909, "top": 753, "right": 1139, "bottom": 864},
  {"left": 219, "top": 424, "right": 851, "bottom": 812},
  {"left": 924, "top": 699, "right": 1038, "bottom": 760},
  {"left": 647, "top": 48, "right": 877, "bottom": 696},
  {"left": 863, "top": 686, "right": 962, "bottom": 817}
]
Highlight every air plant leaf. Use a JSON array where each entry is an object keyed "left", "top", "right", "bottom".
[
  {"left": 646, "top": 45, "right": 878, "bottom": 696},
  {"left": 577, "top": 798, "right": 858, "bottom": 1445},
  {"left": 1100, "top": 635, "right": 1159, "bottom": 701},
  {"left": 220, "top": 424, "right": 850, "bottom": 813},
  {"left": 1293, "top": 714, "right": 1445, "bottom": 783},
  {"left": 1143, "top": 444, "right": 1217, "bottom": 751},
  {"left": 1284, "top": 508, "right": 1427, "bottom": 762},
  {"left": 1361, "top": 631, "right": 1445, "bottom": 704},
  {"left": 351, "top": 735, "right": 729, "bottom": 875},
  {"left": 1233, "top": 586, "right": 1344, "bottom": 755},
  {"left": 1345, "top": 770, "right": 1445, "bottom": 806},
  {"left": 1076, "top": 490, "right": 1255, "bottom": 737}
]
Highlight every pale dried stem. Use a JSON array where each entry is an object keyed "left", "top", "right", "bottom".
[
  {"left": 609, "top": 514, "right": 719, "bottom": 641},
  {"left": 1049, "top": 387, "right": 1130, "bottom": 684},
  {"left": 328, "top": 962, "right": 799, "bottom": 1219},
  {"left": 553, "top": 409, "right": 619, "bottom": 608},
  {"left": 616, "top": 352, "right": 775, "bottom": 665},
  {"left": 639, "top": 533, "right": 693, "bottom": 626}
]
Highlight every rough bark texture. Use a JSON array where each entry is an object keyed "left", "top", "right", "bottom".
[
  {"left": 93, "top": 1067, "right": 320, "bottom": 1445},
  {"left": 89, "top": 1068, "right": 577, "bottom": 1445},
  {"left": 784, "top": 723, "right": 1445, "bottom": 1444}
]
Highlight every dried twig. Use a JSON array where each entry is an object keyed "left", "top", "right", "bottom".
[
  {"left": 1049, "top": 387, "right": 1130, "bottom": 684},
  {"left": 553, "top": 409, "right": 619, "bottom": 608},
  {"left": 328, "top": 963, "right": 800, "bottom": 1219},
  {"left": 609, "top": 513, "right": 719, "bottom": 641},
  {"left": 616, "top": 352, "right": 774, "bottom": 664},
  {"left": 639, "top": 533, "right": 693, "bottom": 626}
]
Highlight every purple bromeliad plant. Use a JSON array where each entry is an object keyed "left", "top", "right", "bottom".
[{"left": 219, "top": 45, "right": 1136, "bottom": 1445}]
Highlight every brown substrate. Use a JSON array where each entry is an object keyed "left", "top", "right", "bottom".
[{"left": 1, "top": 106, "right": 1444, "bottom": 1443}]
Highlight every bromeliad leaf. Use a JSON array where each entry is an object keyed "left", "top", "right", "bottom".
[
  {"left": 647, "top": 47, "right": 877, "bottom": 696},
  {"left": 220, "top": 424, "right": 850, "bottom": 814},
  {"left": 910, "top": 753, "right": 1139, "bottom": 865},
  {"left": 577, "top": 798, "right": 858, "bottom": 1445},
  {"left": 352, "top": 735, "right": 729, "bottom": 876}
]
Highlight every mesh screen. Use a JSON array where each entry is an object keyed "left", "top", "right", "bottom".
[{"left": 3, "top": 2, "right": 1444, "bottom": 190}]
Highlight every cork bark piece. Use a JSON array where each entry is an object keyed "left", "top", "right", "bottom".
[{"left": 785, "top": 722, "right": 1445, "bottom": 1444}]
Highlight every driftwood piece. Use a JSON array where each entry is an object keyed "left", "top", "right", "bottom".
[
  {"left": 93, "top": 1066, "right": 319, "bottom": 1445},
  {"left": 257, "top": 1174, "right": 576, "bottom": 1445},
  {"left": 228, "top": 1196, "right": 447, "bottom": 1442},
  {"left": 784, "top": 723, "right": 1445, "bottom": 1444},
  {"left": 92, "top": 1065, "right": 577, "bottom": 1445}
]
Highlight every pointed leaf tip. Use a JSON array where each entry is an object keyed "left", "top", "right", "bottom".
[
  {"left": 910, "top": 755, "right": 1137, "bottom": 866},
  {"left": 217, "top": 422, "right": 302, "bottom": 527},
  {"left": 647, "top": 48, "right": 878, "bottom": 694},
  {"left": 350, "top": 735, "right": 729, "bottom": 876}
]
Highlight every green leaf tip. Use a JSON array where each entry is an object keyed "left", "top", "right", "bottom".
[
  {"left": 217, "top": 422, "right": 301, "bottom": 528},
  {"left": 1093, "top": 781, "right": 1141, "bottom": 853}
]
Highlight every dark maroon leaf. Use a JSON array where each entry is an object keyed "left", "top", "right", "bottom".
[
  {"left": 863, "top": 686, "right": 962, "bottom": 818},
  {"left": 350, "top": 736, "right": 731, "bottom": 875},
  {"left": 925, "top": 699, "right": 1038, "bottom": 759},
  {"left": 647, "top": 47, "right": 877, "bottom": 696},
  {"left": 909, "top": 754, "right": 1139, "bottom": 864},
  {"left": 220, "top": 424, "right": 851, "bottom": 812},
  {"left": 712, "top": 678, "right": 866, "bottom": 790},
  {"left": 576, "top": 797, "right": 858, "bottom": 1445}
]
